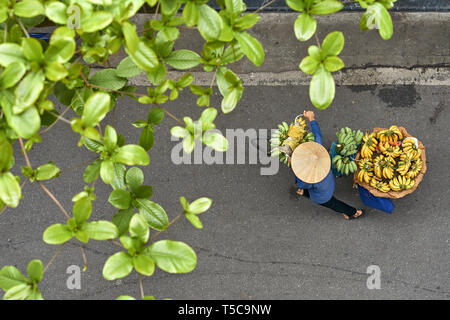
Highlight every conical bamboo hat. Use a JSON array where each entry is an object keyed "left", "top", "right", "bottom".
[{"left": 291, "top": 142, "right": 331, "bottom": 184}]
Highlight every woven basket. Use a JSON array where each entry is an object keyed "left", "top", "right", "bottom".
[{"left": 353, "top": 126, "right": 427, "bottom": 199}]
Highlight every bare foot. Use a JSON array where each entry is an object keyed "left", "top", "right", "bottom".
[
  {"left": 343, "top": 209, "right": 364, "bottom": 220},
  {"left": 296, "top": 189, "right": 304, "bottom": 196}
]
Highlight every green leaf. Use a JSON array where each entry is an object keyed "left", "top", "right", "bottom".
[
  {"left": 322, "top": 31, "right": 345, "bottom": 56},
  {"left": 233, "top": 13, "right": 259, "bottom": 30},
  {"left": 135, "top": 199, "right": 169, "bottom": 231},
  {"left": 197, "top": 4, "right": 223, "bottom": 41},
  {"left": 27, "top": 260, "right": 43, "bottom": 283},
  {"left": 27, "top": 288, "right": 43, "bottom": 300},
  {"left": 14, "top": 0, "right": 44, "bottom": 18},
  {"left": 45, "top": 1, "right": 68, "bottom": 24},
  {"left": 3, "top": 283, "right": 32, "bottom": 300},
  {"left": 104, "top": 125, "right": 117, "bottom": 151},
  {"left": 0, "top": 172, "right": 21, "bottom": 208},
  {"left": 111, "top": 163, "right": 127, "bottom": 190},
  {"left": 185, "top": 213, "right": 203, "bottom": 229},
  {"left": 116, "top": 295, "right": 136, "bottom": 300},
  {"left": 368, "top": 3, "right": 394, "bottom": 40},
  {"left": 308, "top": 45, "right": 322, "bottom": 60},
  {"left": 202, "top": 131, "right": 229, "bottom": 152},
  {"left": 0, "top": 139, "right": 13, "bottom": 172},
  {"left": 0, "top": 62, "right": 26, "bottom": 89},
  {"left": 199, "top": 107, "right": 217, "bottom": 125},
  {"left": 82, "top": 11, "right": 113, "bottom": 33},
  {"left": 108, "top": 189, "right": 132, "bottom": 210},
  {"left": 310, "top": 0, "right": 343, "bottom": 15},
  {"left": 164, "top": 50, "right": 201, "bottom": 70},
  {"left": 82, "top": 92, "right": 111, "bottom": 127},
  {"left": 45, "top": 62, "right": 68, "bottom": 82},
  {"left": 129, "top": 214, "right": 149, "bottom": 243},
  {"left": 160, "top": 0, "right": 178, "bottom": 15},
  {"left": 126, "top": 167, "right": 144, "bottom": 192},
  {"left": 221, "top": 88, "right": 242, "bottom": 114},
  {"left": 145, "top": 240, "right": 197, "bottom": 273},
  {"left": 299, "top": 56, "right": 320, "bottom": 74},
  {"left": 324, "top": 56, "right": 345, "bottom": 72},
  {"left": 112, "top": 208, "right": 134, "bottom": 236},
  {"left": 139, "top": 126, "right": 155, "bottom": 151},
  {"left": 0, "top": 266, "right": 28, "bottom": 292},
  {"left": 3, "top": 104, "right": 41, "bottom": 139},
  {"left": 83, "top": 160, "right": 101, "bottom": 183},
  {"left": 35, "top": 162, "right": 60, "bottom": 181},
  {"left": 286, "top": 0, "right": 305, "bottom": 12},
  {"left": 122, "top": 21, "right": 139, "bottom": 53},
  {"left": 128, "top": 42, "right": 159, "bottom": 72},
  {"left": 170, "top": 126, "right": 189, "bottom": 138},
  {"left": 112, "top": 145, "right": 150, "bottom": 166},
  {"left": 234, "top": 31, "right": 264, "bottom": 67},
  {"left": 116, "top": 57, "right": 142, "bottom": 78},
  {"left": 147, "top": 63, "right": 167, "bottom": 85},
  {"left": 186, "top": 197, "right": 212, "bottom": 214},
  {"left": 133, "top": 185, "right": 153, "bottom": 199},
  {"left": 294, "top": 13, "right": 316, "bottom": 41},
  {"left": 75, "top": 230, "right": 89, "bottom": 243},
  {"left": 43, "top": 224, "right": 73, "bottom": 244},
  {"left": 44, "top": 39, "right": 75, "bottom": 64},
  {"left": 182, "top": 1, "right": 199, "bottom": 27},
  {"left": 73, "top": 197, "right": 92, "bottom": 225},
  {"left": 90, "top": 69, "right": 127, "bottom": 91},
  {"left": 0, "top": 43, "right": 26, "bottom": 67},
  {"left": 309, "top": 66, "right": 335, "bottom": 110},
  {"left": 148, "top": 108, "right": 165, "bottom": 124},
  {"left": 100, "top": 160, "right": 115, "bottom": 185},
  {"left": 103, "top": 252, "right": 133, "bottom": 281},
  {"left": 133, "top": 255, "right": 155, "bottom": 276},
  {"left": 14, "top": 71, "right": 45, "bottom": 113},
  {"left": 83, "top": 221, "right": 118, "bottom": 241}
]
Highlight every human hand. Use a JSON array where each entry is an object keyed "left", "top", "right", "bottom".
[{"left": 303, "top": 110, "right": 315, "bottom": 121}]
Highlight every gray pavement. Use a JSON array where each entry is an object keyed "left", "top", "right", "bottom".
[
  {"left": 1, "top": 84, "right": 449, "bottom": 300},
  {"left": 1, "top": 12, "right": 449, "bottom": 300}
]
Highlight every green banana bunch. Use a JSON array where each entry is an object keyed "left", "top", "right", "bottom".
[
  {"left": 332, "top": 155, "right": 357, "bottom": 176},
  {"left": 336, "top": 127, "right": 364, "bottom": 157}
]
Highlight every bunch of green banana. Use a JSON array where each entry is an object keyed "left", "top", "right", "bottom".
[
  {"left": 336, "top": 127, "right": 363, "bottom": 157},
  {"left": 332, "top": 155, "right": 357, "bottom": 176},
  {"left": 302, "top": 132, "right": 315, "bottom": 143}
]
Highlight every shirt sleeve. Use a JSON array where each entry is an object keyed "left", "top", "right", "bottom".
[
  {"left": 310, "top": 120, "right": 323, "bottom": 146},
  {"left": 295, "top": 176, "right": 312, "bottom": 190}
]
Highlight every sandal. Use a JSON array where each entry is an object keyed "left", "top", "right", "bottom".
[{"left": 343, "top": 209, "right": 365, "bottom": 220}]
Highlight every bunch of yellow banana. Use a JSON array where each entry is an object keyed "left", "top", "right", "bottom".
[
  {"left": 357, "top": 159, "right": 374, "bottom": 183},
  {"left": 370, "top": 178, "right": 390, "bottom": 192},
  {"left": 379, "top": 142, "right": 402, "bottom": 158},
  {"left": 389, "top": 175, "right": 415, "bottom": 191},
  {"left": 402, "top": 138, "right": 421, "bottom": 160},
  {"left": 406, "top": 159, "right": 422, "bottom": 179},
  {"left": 373, "top": 155, "right": 385, "bottom": 179},
  {"left": 296, "top": 116, "right": 307, "bottom": 128},
  {"left": 382, "top": 157, "right": 396, "bottom": 179},
  {"left": 396, "top": 161, "right": 411, "bottom": 176},
  {"left": 377, "top": 125, "right": 403, "bottom": 142},
  {"left": 361, "top": 133, "right": 377, "bottom": 158}
]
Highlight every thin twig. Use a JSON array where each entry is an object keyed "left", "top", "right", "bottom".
[
  {"left": 46, "top": 110, "right": 72, "bottom": 124},
  {"left": 43, "top": 244, "right": 65, "bottom": 274},
  {"left": 16, "top": 18, "right": 30, "bottom": 38},
  {"left": 18, "top": 137, "right": 32, "bottom": 168},
  {"left": 149, "top": 213, "right": 183, "bottom": 242},
  {"left": 138, "top": 274, "right": 145, "bottom": 299},
  {"left": 38, "top": 182, "right": 72, "bottom": 220},
  {"left": 162, "top": 108, "right": 184, "bottom": 126},
  {"left": 209, "top": 69, "right": 217, "bottom": 88},
  {"left": 79, "top": 243, "right": 88, "bottom": 271},
  {"left": 40, "top": 105, "right": 73, "bottom": 134},
  {"left": 109, "top": 239, "right": 124, "bottom": 248},
  {"left": 254, "top": 0, "right": 278, "bottom": 13},
  {"left": 314, "top": 32, "right": 321, "bottom": 49},
  {"left": 154, "top": 1, "right": 160, "bottom": 20}
]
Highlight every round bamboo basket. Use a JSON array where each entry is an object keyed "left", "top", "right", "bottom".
[{"left": 353, "top": 126, "right": 427, "bottom": 199}]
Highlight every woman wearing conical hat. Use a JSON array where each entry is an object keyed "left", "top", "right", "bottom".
[{"left": 289, "top": 111, "right": 364, "bottom": 220}]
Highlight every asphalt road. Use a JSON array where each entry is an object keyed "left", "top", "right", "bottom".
[{"left": 1, "top": 83, "right": 448, "bottom": 300}]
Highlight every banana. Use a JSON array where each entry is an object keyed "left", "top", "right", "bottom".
[
  {"left": 396, "top": 161, "right": 411, "bottom": 176},
  {"left": 297, "top": 116, "right": 306, "bottom": 128},
  {"left": 373, "top": 155, "right": 384, "bottom": 179},
  {"left": 379, "top": 142, "right": 402, "bottom": 158},
  {"left": 370, "top": 178, "right": 390, "bottom": 192},
  {"left": 406, "top": 159, "right": 422, "bottom": 179},
  {"left": 390, "top": 175, "right": 415, "bottom": 191},
  {"left": 332, "top": 155, "right": 342, "bottom": 165}
]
